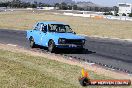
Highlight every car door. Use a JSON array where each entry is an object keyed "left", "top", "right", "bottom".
[
  {"left": 31, "top": 23, "right": 40, "bottom": 45},
  {"left": 39, "top": 23, "right": 48, "bottom": 46},
  {"left": 32, "top": 23, "right": 42, "bottom": 45}
]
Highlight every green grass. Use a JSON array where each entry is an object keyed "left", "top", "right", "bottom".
[
  {"left": 0, "top": 11, "right": 132, "bottom": 39},
  {"left": 0, "top": 49, "right": 131, "bottom": 88}
]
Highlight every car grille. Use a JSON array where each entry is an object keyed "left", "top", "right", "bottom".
[{"left": 65, "top": 39, "right": 83, "bottom": 45}]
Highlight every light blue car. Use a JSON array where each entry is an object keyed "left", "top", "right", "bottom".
[{"left": 26, "top": 21, "right": 85, "bottom": 52}]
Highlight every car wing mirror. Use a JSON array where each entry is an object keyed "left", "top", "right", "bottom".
[
  {"left": 34, "top": 27, "right": 38, "bottom": 30},
  {"left": 73, "top": 32, "right": 76, "bottom": 34},
  {"left": 42, "top": 29, "right": 47, "bottom": 33},
  {"left": 43, "top": 31, "right": 47, "bottom": 33}
]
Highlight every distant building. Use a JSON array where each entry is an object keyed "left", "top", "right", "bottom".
[
  {"left": 37, "top": 7, "right": 59, "bottom": 10},
  {"left": 0, "top": 7, "right": 6, "bottom": 10},
  {"left": 0, "top": 7, "right": 7, "bottom": 12},
  {"left": 26, "top": 8, "right": 33, "bottom": 10},
  {"left": 118, "top": 3, "right": 132, "bottom": 15}
]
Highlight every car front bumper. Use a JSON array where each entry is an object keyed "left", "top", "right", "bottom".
[{"left": 55, "top": 44, "right": 84, "bottom": 49}]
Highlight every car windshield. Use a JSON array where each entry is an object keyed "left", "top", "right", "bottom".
[{"left": 48, "top": 24, "right": 73, "bottom": 33}]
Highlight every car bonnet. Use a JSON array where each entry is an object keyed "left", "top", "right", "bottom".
[{"left": 49, "top": 33, "right": 85, "bottom": 39}]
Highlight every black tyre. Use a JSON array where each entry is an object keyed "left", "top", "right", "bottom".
[
  {"left": 48, "top": 40, "right": 55, "bottom": 53},
  {"left": 29, "top": 37, "right": 36, "bottom": 48},
  {"left": 77, "top": 48, "right": 84, "bottom": 54}
]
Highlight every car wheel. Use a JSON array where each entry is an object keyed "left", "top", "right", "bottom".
[
  {"left": 29, "top": 37, "right": 36, "bottom": 48},
  {"left": 77, "top": 48, "right": 84, "bottom": 53},
  {"left": 48, "top": 40, "right": 55, "bottom": 53}
]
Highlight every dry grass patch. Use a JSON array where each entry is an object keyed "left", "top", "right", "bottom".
[{"left": 0, "top": 11, "right": 132, "bottom": 39}]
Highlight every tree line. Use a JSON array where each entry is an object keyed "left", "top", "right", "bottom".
[
  {"left": 0, "top": 0, "right": 119, "bottom": 13},
  {"left": 0, "top": 0, "right": 52, "bottom": 8},
  {"left": 55, "top": 3, "right": 119, "bottom": 12}
]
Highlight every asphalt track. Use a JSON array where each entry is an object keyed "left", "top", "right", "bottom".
[{"left": 0, "top": 29, "right": 132, "bottom": 73}]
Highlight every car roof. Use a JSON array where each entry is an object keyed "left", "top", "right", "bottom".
[{"left": 38, "top": 21, "right": 68, "bottom": 25}]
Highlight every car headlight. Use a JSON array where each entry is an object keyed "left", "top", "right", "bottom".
[
  {"left": 82, "top": 39, "right": 85, "bottom": 44},
  {"left": 58, "top": 38, "right": 66, "bottom": 44}
]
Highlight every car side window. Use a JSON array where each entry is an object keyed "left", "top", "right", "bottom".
[
  {"left": 40, "top": 23, "right": 47, "bottom": 32},
  {"left": 43, "top": 24, "right": 47, "bottom": 32}
]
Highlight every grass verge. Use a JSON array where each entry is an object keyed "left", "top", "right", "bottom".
[{"left": 0, "top": 49, "right": 131, "bottom": 88}]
